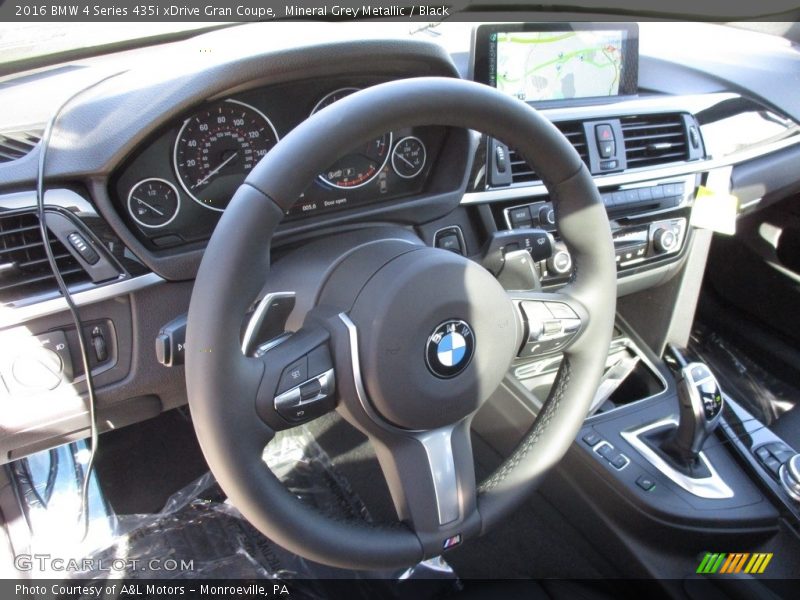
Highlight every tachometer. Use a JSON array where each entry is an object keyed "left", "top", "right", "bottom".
[
  {"left": 174, "top": 99, "right": 279, "bottom": 211},
  {"left": 310, "top": 88, "right": 392, "bottom": 189}
]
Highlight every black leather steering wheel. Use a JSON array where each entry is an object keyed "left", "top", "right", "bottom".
[{"left": 186, "top": 77, "right": 616, "bottom": 569}]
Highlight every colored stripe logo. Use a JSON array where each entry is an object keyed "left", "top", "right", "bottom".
[{"left": 696, "top": 552, "right": 773, "bottom": 574}]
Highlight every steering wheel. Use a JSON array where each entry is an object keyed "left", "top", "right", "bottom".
[{"left": 186, "top": 77, "right": 616, "bottom": 569}]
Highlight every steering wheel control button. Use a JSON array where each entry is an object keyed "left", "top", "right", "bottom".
[
  {"left": 307, "top": 344, "right": 333, "bottom": 378},
  {"left": 542, "top": 320, "right": 563, "bottom": 336},
  {"left": 545, "top": 302, "right": 578, "bottom": 319},
  {"left": 278, "top": 356, "right": 308, "bottom": 394},
  {"left": 274, "top": 386, "right": 302, "bottom": 412},
  {"left": 425, "top": 320, "right": 475, "bottom": 379},
  {"left": 518, "top": 300, "right": 582, "bottom": 357},
  {"left": 300, "top": 378, "right": 322, "bottom": 400},
  {"left": 273, "top": 368, "right": 336, "bottom": 424}
]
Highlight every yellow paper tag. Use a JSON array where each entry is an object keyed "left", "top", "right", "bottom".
[{"left": 690, "top": 185, "right": 738, "bottom": 235}]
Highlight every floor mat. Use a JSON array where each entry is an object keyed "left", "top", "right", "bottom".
[
  {"left": 13, "top": 426, "right": 458, "bottom": 594},
  {"left": 93, "top": 408, "right": 209, "bottom": 515}
]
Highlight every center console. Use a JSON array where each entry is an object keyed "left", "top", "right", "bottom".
[{"left": 474, "top": 313, "right": 800, "bottom": 578}]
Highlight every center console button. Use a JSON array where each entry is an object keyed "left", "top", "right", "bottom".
[
  {"left": 537, "top": 204, "right": 556, "bottom": 226},
  {"left": 582, "top": 431, "right": 602, "bottom": 446},
  {"left": 610, "top": 454, "right": 629, "bottom": 470},
  {"left": 509, "top": 206, "right": 533, "bottom": 228},
  {"left": 547, "top": 249, "right": 572, "bottom": 275},
  {"left": 636, "top": 475, "right": 656, "bottom": 491}
]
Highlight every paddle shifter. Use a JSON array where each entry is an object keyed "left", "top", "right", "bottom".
[{"left": 663, "top": 347, "right": 724, "bottom": 467}]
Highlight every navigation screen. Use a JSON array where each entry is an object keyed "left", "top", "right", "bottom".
[{"left": 474, "top": 24, "right": 638, "bottom": 103}]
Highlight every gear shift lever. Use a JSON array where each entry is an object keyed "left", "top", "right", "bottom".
[{"left": 662, "top": 361, "right": 724, "bottom": 466}]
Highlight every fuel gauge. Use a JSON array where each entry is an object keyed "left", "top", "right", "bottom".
[{"left": 127, "top": 178, "right": 180, "bottom": 228}]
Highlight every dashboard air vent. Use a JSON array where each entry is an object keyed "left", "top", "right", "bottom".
[
  {"left": 621, "top": 114, "right": 688, "bottom": 168},
  {"left": 507, "top": 121, "right": 589, "bottom": 184},
  {"left": 0, "top": 212, "right": 90, "bottom": 304},
  {"left": 0, "top": 128, "right": 43, "bottom": 163}
]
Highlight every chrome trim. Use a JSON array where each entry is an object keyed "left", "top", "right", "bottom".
[
  {"left": 173, "top": 98, "right": 280, "bottom": 213},
  {"left": 621, "top": 418, "right": 734, "bottom": 499},
  {"left": 0, "top": 272, "right": 164, "bottom": 329},
  {"left": 462, "top": 137, "right": 799, "bottom": 206},
  {"left": 417, "top": 426, "right": 459, "bottom": 525},
  {"left": 500, "top": 174, "right": 696, "bottom": 229},
  {"left": 253, "top": 332, "right": 292, "bottom": 358},
  {"left": 740, "top": 197, "right": 763, "bottom": 210},
  {"left": 338, "top": 312, "right": 460, "bottom": 526},
  {"left": 523, "top": 92, "right": 740, "bottom": 123},
  {"left": 339, "top": 312, "right": 402, "bottom": 431},
  {"left": 241, "top": 291, "right": 295, "bottom": 355},
  {"left": 779, "top": 455, "right": 800, "bottom": 503},
  {"left": 0, "top": 188, "right": 98, "bottom": 216},
  {"left": 126, "top": 177, "right": 181, "bottom": 229},
  {"left": 273, "top": 368, "right": 336, "bottom": 412},
  {"left": 432, "top": 225, "right": 467, "bottom": 255},
  {"left": 391, "top": 135, "right": 427, "bottom": 180}
]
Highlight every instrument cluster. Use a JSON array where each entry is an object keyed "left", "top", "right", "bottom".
[{"left": 113, "top": 77, "right": 448, "bottom": 250}]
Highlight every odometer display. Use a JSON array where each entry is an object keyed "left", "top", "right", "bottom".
[
  {"left": 174, "top": 99, "right": 278, "bottom": 211},
  {"left": 310, "top": 88, "right": 391, "bottom": 189}
]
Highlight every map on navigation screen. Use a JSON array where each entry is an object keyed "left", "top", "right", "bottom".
[{"left": 494, "top": 30, "right": 625, "bottom": 101}]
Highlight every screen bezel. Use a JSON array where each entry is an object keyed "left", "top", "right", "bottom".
[{"left": 472, "top": 22, "right": 639, "bottom": 107}]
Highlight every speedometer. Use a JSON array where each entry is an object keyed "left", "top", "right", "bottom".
[
  {"left": 174, "top": 99, "right": 279, "bottom": 211},
  {"left": 310, "top": 88, "right": 392, "bottom": 189}
]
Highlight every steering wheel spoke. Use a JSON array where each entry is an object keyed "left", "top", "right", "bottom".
[
  {"left": 369, "top": 418, "right": 481, "bottom": 556},
  {"left": 509, "top": 289, "right": 590, "bottom": 360},
  {"left": 253, "top": 326, "right": 338, "bottom": 431}
]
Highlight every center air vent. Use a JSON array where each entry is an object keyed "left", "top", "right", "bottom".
[
  {"left": 506, "top": 121, "right": 589, "bottom": 184},
  {"left": 620, "top": 114, "right": 689, "bottom": 168},
  {"left": 0, "top": 128, "right": 43, "bottom": 163},
  {"left": 0, "top": 212, "right": 91, "bottom": 304}
]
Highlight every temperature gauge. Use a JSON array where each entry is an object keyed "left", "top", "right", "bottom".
[
  {"left": 127, "top": 178, "right": 180, "bottom": 228},
  {"left": 391, "top": 136, "right": 426, "bottom": 179}
]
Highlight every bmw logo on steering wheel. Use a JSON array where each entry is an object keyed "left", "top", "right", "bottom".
[{"left": 425, "top": 320, "right": 475, "bottom": 378}]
